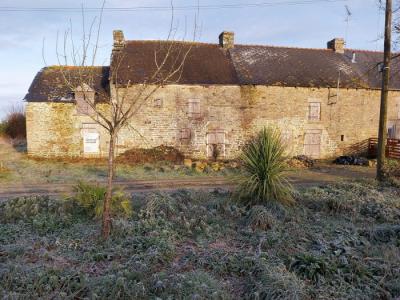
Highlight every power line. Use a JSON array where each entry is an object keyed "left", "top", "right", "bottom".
[{"left": 0, "top": 0, "right": 349, "bottom": 13}]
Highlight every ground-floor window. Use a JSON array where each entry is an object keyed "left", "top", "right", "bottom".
[
  {"left": 207, "top": 130, "right": 225, "bottom": 159},
  {"left": 83, "top": 131, "right": 100, "bottom": 154},
  {"left": 304, "top": 129, "right": 321, "bottom": 158}
]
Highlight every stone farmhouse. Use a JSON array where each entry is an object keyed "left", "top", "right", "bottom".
[{"left": 25, "top": 31, "right": 400, "bottom": 160}]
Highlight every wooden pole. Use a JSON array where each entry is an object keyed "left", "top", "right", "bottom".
[{"left": 377, "top": 0, "right": 392, "bottom": 181}]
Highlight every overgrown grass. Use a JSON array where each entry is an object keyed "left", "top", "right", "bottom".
[
  {"left": 68, "top": 181, "right": 133, "bottom": 219},
  {"left": 236, "top": 127, "right": 294, "bottom": 206},
  {"left": 1, "top": 182, "right": 400, "bottom": 298}
]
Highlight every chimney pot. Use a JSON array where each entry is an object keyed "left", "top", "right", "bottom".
[
  {"left": 327, "top": 38, "right": 345, "bottom": 54},
  {"left": 219, "top": 31, "right": 235, "bottom": 49},
  {"left": 113, "top": 30, "right": 125, "bottom": 50}
]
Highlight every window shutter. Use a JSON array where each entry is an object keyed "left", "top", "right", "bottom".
[
  {"left": 188, "top": 99, "right": 201, "bottom": 118},
  {"left": 180, "top": 128, "right": 191, "bottom": 140},
  {"left": 309, "top": 102, "right": 321, "bottom": 121}
]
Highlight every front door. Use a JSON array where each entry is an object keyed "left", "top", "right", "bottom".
[{"left": 304, "top": 130, "right": 321, "bottom": 158}]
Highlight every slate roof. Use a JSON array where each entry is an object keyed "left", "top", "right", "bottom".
[
  {"left": 111, "top": 41, "right": 238, "bottom": 85},
  {"left": 25, "top": 41, "right": 400, "bottom": 102},
  {"left": 112, "top": 40, "right": 400, "bottom": 89},
  {"left": 25, "top": 66, "right": 110, "bottom": 102}
]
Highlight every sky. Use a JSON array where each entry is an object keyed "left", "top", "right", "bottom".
[{"left": 0, "top": 0, "right": 387, "bottom": 120}]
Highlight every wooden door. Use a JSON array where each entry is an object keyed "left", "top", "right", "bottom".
[{"left": 304, "top": 130, "right": 321, "bottom": 158}]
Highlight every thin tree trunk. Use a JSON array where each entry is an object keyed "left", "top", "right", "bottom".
[
  {"left": 377, "top": 0, "right": 392, "bottom": 181},
  {"left": 102, "top": 132, "right": 116, "bottom": 238}
]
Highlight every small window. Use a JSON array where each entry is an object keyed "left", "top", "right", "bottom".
[
  {"left": 341, "top": 135, "right": 345, "bottom": 142},
  {"left": 188, "top": 99, "right": 201, "bottom": 118},
  {"left": 83, "top": 132, "right": 100, "bottom": 154},
  {"left": 154, "top": 98, "right": 163, "bottom": 108},
  {"left": 180, "top": 128, "right": 191, "bottom": 140},
  {"left": 308, "top": 102, "right": 321, "bottom": 121}
]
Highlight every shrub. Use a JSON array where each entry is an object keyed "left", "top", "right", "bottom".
[
  {"left": 0, "top": 196, "right": 66, "bottom": 223},
  {"left": 290, "top": 254, "right": 330, "bottom": 283},
  {"left": 0, "top": 196, "right": 72, "bottom": 234},
  {"left": 68, "top": 181, "right": 133, "bottom": 219},
  {"left": 236, "top": 127, "right": 294, "bottom": 206},
  {"left": 1, "top": 106, "right": 26, "bottom": 139},
  {"left": 244, "top": 260, "right": 306, "bottom": 300},
  {"left": 245, "top": 205, "right": 276, "bottom": 231}
]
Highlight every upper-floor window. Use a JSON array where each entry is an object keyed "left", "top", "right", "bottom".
[
  {"left": 188, "top": 99, "right": 201, "bottom": 118},
  {"left": 154, "top": 98, "right": 163, "bottom": 108},
  {"left": 308, "top": 102, "right": 321, "bottom": 121}
]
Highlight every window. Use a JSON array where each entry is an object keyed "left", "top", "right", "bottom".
[
  {"left": 180, "top": 128, "right": 191, "bottom": 140},
  {"left": 188, "top": 99, "right": 201, "bottom": 118},
  {"left": 154, "top": 98, "right": 163, "bottom": 108},
  {"left": 83, "top": 132, "right": 100, "bottom": 154},
  {"left": 207, "top": 130, "right": 226, "bottom": 158},
  {"left": 341, "top": 135, "right": 345, "bottom": 142},
  {"left": 308, "top": 102, "right": 321, "bottom": 121}
]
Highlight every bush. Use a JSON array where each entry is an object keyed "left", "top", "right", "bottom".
[
  {"left": 68, "top": 181, "right": 133, "bottom": 219},
  {"left": 290, "top": 254, "right": 331, "bottom": 283},
  {"left": 236, "top": 127, "right": 294, "bottom": 206},
  {"left": 0, "top": 196, "right": 67, "bottom": 223},
  {"left": 1, "top": 106, "right": 26, "bottom": 139},
  {"left": 245, "top": 205, "right": 276, "bottom": 230}
]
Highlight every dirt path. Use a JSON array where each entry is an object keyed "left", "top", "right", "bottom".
[{"left": 0, "top": 164, "right": 376, "bottom": 199}]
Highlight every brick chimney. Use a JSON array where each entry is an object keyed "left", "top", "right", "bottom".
[
  {"left": 327, "top": 38, "right": 345, "bottom": 54},
  {"left": 219, "top": 31, "right": 235, "bottom": 49},
  {"left": 113, "top": 30, "right": 125, "bottom": 51}
]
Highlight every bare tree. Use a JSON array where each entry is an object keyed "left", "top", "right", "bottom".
[{"left": 54, "top": 1, "right": 198, "bottom": 238}]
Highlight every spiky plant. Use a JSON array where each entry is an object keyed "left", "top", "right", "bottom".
[{"left": 236, "top": 127, "right": 294, "bottom": 206}]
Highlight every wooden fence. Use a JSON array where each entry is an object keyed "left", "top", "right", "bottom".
[{"left": 368, "top": 138, "right": 400, "bottom": 159}]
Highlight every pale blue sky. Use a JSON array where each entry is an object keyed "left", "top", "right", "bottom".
[{"left": 0, "top": 0, "right": 386, "bottom": 119}]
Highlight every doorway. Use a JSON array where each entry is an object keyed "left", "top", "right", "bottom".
[{"left": 304, "top": 130, "right": 322, "bottom": 158}]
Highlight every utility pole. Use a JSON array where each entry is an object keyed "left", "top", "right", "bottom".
[{"left": 377, "top": 0, "right": 392, "bottom": 181}]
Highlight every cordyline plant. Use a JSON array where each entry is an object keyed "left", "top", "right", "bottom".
[
  {"left": 52, "top": 1, "right": 199, "bottom": 238},
  {"left": 236, "top": 127, "right": 294, "bottom": 206}
]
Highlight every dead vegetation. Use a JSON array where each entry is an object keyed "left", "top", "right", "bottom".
[{"left": 117, "top": 145, "right": 185, "bottom": 164}]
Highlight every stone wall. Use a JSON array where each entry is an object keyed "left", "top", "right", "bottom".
[{"left": 26, "top": 85, "right": 400, "bottom": 159}]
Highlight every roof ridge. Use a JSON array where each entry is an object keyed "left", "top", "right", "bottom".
[
  {"left": 345, "top": 48, "right": 388, "bottom": 54},
  {"left": 234, "top": 43, "right": 332, "bottom": 51},
  {"left": 125, "top": 39, "right": 390, "bottom": 53},
  {"left": 125, "top": 40, "right": 217, "bottom": 46},
  {"left": 44, "top": 65, "right": 107, "bottom": 69}
]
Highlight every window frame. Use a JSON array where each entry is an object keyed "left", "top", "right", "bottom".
[
  {"left": 187, "top": 98, "right": 201, "bottom": 118},
  {"left": 308, "top": 102, "right": 321, "bottom": 121}
]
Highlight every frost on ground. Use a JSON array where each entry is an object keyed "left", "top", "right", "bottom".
[{"left": 0, "top": 180, "right": 399, "bottom": 299}]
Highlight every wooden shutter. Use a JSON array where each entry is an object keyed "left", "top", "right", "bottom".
[
  {"left": 188, "top": 99, "right": 201, "bottom": 118},
  {"left": 180, "top": 128, "right": 191, "bottom": 140},
  {"left": 304, "top": 130, "right": 321, "bottom": 158},
  {"left": 309, "top": 102, "right": 321, "bottom": 121}
]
